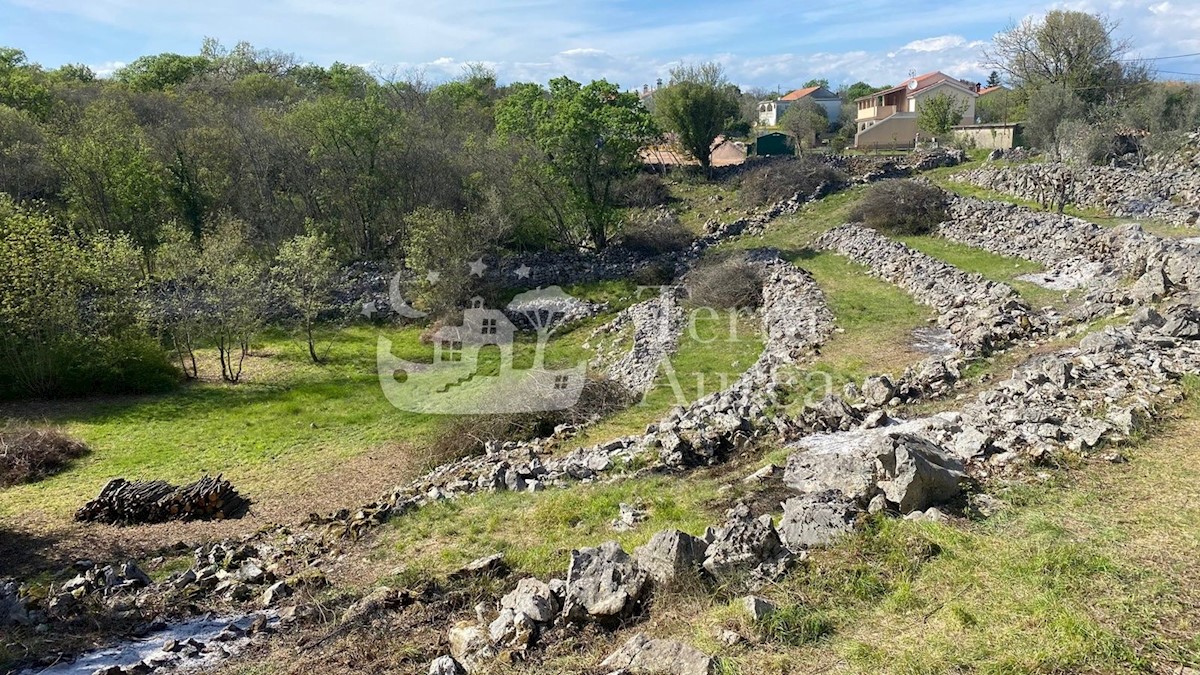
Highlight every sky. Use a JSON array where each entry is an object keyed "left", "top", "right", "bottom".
[{"left": 2, "top": 0, "right": 1198, "bottom": 91}]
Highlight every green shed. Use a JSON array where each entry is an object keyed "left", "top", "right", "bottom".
[{"left": 752, "top": 131, "right": 794, "bottom": 156}]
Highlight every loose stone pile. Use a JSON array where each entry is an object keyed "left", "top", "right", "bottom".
[
  {"left": 817, "top": 224, "right": 1049, "bottom": 356},
  {"left": 952, "top": 162, "right": 1200, "bottom": 227},
  {"left": 1144, "top": 130, "right": 1200, "bottom": 208},
  {"left": 587, "top": 287, "right": 686, "bottom": 396}
]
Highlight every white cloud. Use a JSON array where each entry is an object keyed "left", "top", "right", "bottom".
[
  {"left": 87, "top": 60, "right": 126, "bottom": 77},
  {"left": 899, "top": 35, "right": 967, "bottom": 52}
]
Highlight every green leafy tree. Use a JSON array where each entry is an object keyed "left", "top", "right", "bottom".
[
  {"left": 1024, "top": 85, "right": 1086, "bottom": 156},
  {"left": 781, "top": 98, "right": 829, "bottom": 153},
  {"left": 653, "top": 62, "right": 740, "bottom": 174},
  {"left": 842, "top": 81, "right": 881, "bottom": 103},
  {"left": 496, "top": 77, "right": 656, "bottom": 250},
  {"left": 986, "top": 11, "right": 1147, "bottom": 108},
  {"left": 114, "top": 53, "right": 211, "bottom": 91},
  {"left": 56, "top": 96, "right": 167, "bottom": 273},
  {"left": 271, "top": 230, "right": 340, "bottom": 363},
  {"left": 199, "top": 216, "right": 265, "bottom": 383},
  {"left": 916, "top": 92, "right": 968, "bottom": 138},
  {"left": 0, "top": 48, "right": 51, "bottom": 117},
  {"left": 986, "top": 71, "right": 1003, "bottom": 88},
  {"left": 803, "top": 78, "right": 830, "bottom": 89}
]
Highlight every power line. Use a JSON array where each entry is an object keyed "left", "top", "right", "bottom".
[
  {"left": 1132, "top": 52, "right": 1200, "bottom": 62},
  {"left": 1156, "top": 70, "right": 1200, "bottom": 77}
]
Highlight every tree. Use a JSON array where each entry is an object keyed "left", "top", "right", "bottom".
[
  {"left": 0, "top": 48, "right": 51, "bottom": 117},
  {"left": 653, "top": 62, "right": 740, "bottom": 174},
  {"left": 842, "top": 81, "right": 881, "bottom": 103},
  {"left": 1023, "top": 85, "right": 1086, "bottom": 156},
  {"left": 496, "top": 77, "right": 656, "bottom": 250},
  {"left": 986, "top": 71, "right": 1003, "bottom": 88},
  {"left": 986, "top": 11, "right": 1147, "bottom": 108},
  {"left": 199, "top": 216, "right": 265, "bottom": 383},
  {"left": 272, "top": 231, "right": 340, "bottom": 363},
  {"left": 56, "top": 96, "right": 167, "bottom": 273},
  {"left": 114, "top": 53, "right": 211, "bottom": 91},
  {"left": 916, "top": 92, "right": 968, "bottom": 138},
  {"left": 780, "top": 98, "right": 828, "bottom": 153},
  {"left": 803, "top": 78, "right": 830, "bottom": 90}
]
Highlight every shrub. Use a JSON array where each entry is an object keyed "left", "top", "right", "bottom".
[
  {"left": 0, "top": 427, "right": 90, "bottom": 487},
  {"left": 617, "top": 172, "right": 671, "bottom": 208},
  {"left": 426, "top": 375, "right": 632, "bottom": 464},
  {"left": 685, "top": 252, "right": 763, "bottom": 310},
  {"left": 737, "top": 158, "right": 846, "bottom": 208},
  {"left": 619, "top": 209, "right": 693, "bottom": 255},
  {"left": 849, "top": 179, "right": 948, "bottom": 235}
]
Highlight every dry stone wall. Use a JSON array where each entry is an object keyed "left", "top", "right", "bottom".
[{"left": 816, "top": 224, "right": 1049, "bottom": 356}]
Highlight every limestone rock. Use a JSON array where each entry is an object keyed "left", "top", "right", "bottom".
[
  {"left": 563, "top": 541, "right": 648, "bottom": 623},
  {"left": 500, "top": 577, "right": 558, "bottom": 624},
  {"left": 778, "top": 492, "right": 861, "bottom": 550},
  {"left": 599, "top": 633, "right": 714, "bottom": 675},
  {"left": 633, "top": 529, "right": 708, "bottom": 585},
  {"left": 873, "top": 434, "right": 968, "bottom": 513}
]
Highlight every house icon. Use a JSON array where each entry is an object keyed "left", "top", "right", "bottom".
[{"left": 432, "top": 297, "right": 516, "bottom": 370}]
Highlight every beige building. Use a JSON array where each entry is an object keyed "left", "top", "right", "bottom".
[{"left": 853, "top": 72, "right": 978, "bottom": 149}]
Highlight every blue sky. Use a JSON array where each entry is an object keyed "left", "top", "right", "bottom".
[{"left": 2, "top": 0, "right": 1197, "bottom": 90}]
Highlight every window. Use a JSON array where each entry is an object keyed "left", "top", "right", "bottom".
[
  {"left": 554, "top": 374, "right": 570, "bottom": 390},
  {"left": 481, "top": 318, "right": 497, "bottom": 335},
  {"left": 442, "top": 341, "right": 463, "bottom": 362}
]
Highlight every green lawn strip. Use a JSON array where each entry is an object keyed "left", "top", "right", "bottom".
[
  {"left": 568, "top": 307, "right": 764, "bottom": 447},
  {"left": 778, "top": 250, "right": 933, "bottom": 411},
  {"left": 379, "top": 473, "right": 724, "bottom": 580},
  {"left": 895, "top": 234, "right": 1065, "bottom": 309}
]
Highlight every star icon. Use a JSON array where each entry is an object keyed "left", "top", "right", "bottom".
[
  {"left": 361, "top": 301, "right": 377, "bottom": 319},
  {"left": 425, "top": 270, "right": 441, "bottom": 285},
  {"left": 469, "top": 258, "right": 488, "bottom": 277},
  {"left": 514, "top": 264, "right": 532, "bottom": 279}
]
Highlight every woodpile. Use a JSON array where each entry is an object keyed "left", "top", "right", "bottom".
[{"left": 74, "top": 474, "right": 251, "bottom": 525}]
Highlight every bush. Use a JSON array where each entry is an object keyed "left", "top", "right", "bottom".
[
  {"left": 849, "top": 179, "right": 948, "bottom": 235},
  {"left": 685, "top": 252, "right": 763, "bottom": 310},
  {"left": 737, "top": 158, "right": 846, "bottom": 208},
  {"left": 0, "top": 427, "right": 90, "bottom": 487},
  {"left": 426, "top": 375, "right": 632, "bottom": 464},
  {"left": 619, "top": 209, "right": 693, "bottom": 255},
  {"left": 617, "top": 172, "right": 671, "bottom": 208}
]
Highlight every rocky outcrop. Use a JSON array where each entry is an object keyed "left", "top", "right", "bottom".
[
  {"left": 817, "top": 223, "right": 1049, "bottom": 355},
  {"left": 633, "top": 529, "right": 709, "bottom": 585},
  {"left": 701, "top": 504, "right": 792, "bottom": 583}
]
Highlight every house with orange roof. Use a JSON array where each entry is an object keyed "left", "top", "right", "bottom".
[
  {"left": 853, "top": 71, "right": 978, "bottom": 149},
  {"left": 757, "top": 85, "right": 840, "bottom": 127}
]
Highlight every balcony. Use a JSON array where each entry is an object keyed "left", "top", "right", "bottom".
[{"left": 856, "top": 104, "right": 897, "bottom": 121}]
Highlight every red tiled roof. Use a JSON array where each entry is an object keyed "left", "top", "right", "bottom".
[
  {"left": 854, "top": 71, "right": 975, "bottom": 101},
  {"left": 978, "top": 85, "right": 1004, "bottom": 96},
  {"left": 780, "top": 86, "right": 819, "bottom": 101}
]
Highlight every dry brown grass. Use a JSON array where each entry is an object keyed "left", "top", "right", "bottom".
[{"left": 0, "top": 426, "right": 89, "bottom": 487}]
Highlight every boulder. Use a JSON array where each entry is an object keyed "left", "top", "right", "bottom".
[
  {"left": 873, "top": 434, "right": 968, "bottom": 513},
  {"left": 861, "top": 375, "right": 895, "bottom": 407},
  {"left": 500, "top": 577, "right": 558, "bottom": 623},
  {"left": 562, "top": 541, "right": 648, "bottom": 623},
  {"left": 702, "top": 505, "right": 790, "bottom": 582},
  {"left": 488, "top": 608, "right": 535, "bottom": 649},
  {"left": 1, "top": 580, "right": 29, "bottom": 626},
  {"left": 633, "top": 529, "right": 708, "bottom": 585},
  {"left": 1163, "top": 304, "right": 1200, "bottom": 339},
  {"left": 599, "top": 633, "right": 714, "bottom": 675},
  {"left": 777, "top": 492, "right": 861, "bottom": 550},
  {"left": 783, "top": 446, "right": 876, "bottom": 503},
  {"left": 448, "top": 622, "right": 496, "bottom": 673}
]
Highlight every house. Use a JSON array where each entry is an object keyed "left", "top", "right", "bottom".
[
  {"left": 853, "top": 71, "right": 978, "bottom": 149},
  {"left": 757, "top": 85, "right": 841, "bottom": 127}
]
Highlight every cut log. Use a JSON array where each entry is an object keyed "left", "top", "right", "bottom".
[{"left": 74, "top": 474, "right": 251, "bottom": 525}]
